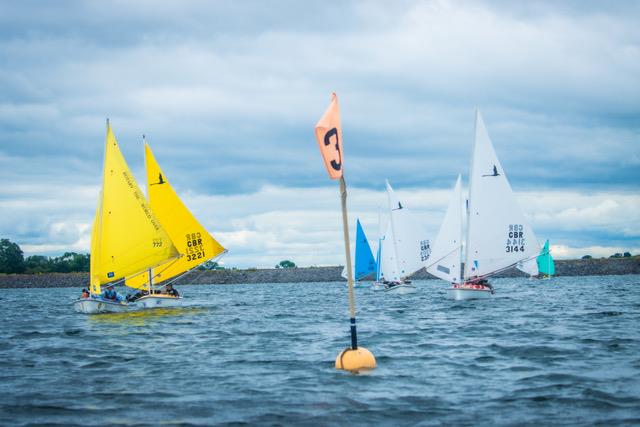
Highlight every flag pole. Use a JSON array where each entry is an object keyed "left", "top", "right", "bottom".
[
  {"left": 339, "top": 176, "right": 357, "bottom": 349},
  {"left": 313, "top": 92, "right": 375, "bottom": 372}
]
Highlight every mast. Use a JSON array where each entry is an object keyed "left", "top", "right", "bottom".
[
  {"left": 386, "top": 179, "right": 402, "bottom": 282},
  {"left": 464, "top": 110, "right": 479, "bottom": 281}
]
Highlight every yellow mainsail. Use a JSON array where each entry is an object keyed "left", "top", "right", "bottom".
[
  {"left": 126, "top": 142, "right": 226, "bottom": 290},
  {"left": 92, "top": 123, "right": 179, "bottom": 288}
]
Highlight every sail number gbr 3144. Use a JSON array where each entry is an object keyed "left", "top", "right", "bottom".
[{"left": 505, "top": 224, "right": 526, "bottom": 253}]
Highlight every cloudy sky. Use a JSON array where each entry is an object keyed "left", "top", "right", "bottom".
[{"left": 1, "top": 0, "right": 638, "bottom": 268}]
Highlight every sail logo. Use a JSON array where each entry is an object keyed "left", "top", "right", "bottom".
[
  {"left": 420, "top": 240, "right": 431, "bottom": 261},
  {"left": 506, "top": 224, "right": 526, "bottom": 252},
  {"left": 482, "top": 165, "right": 500, "bottom": 177},
  {"left": 437, "top": 265, "right": 450, "bottom": 274},
  {"left": 150, "top": 173, "right": 165, "bottom": 186}
]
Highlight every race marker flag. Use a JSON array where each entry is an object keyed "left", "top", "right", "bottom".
[{"left": 314, "top": 92, "right": 343, "bottom": 180}]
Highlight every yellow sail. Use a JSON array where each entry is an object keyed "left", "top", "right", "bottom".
[
  {"left": 126, "top": 142, "right": 226, "bottom": 289},
  {"left": 89, "top": 196, "right": 102, "bottom": 295},
  {"left": 94, "top": 124, "right": 179, "bottom": 286}
]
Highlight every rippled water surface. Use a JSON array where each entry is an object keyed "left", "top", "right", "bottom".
[{"left": 1, "top": 275, "right": 640, "bottom": 426}]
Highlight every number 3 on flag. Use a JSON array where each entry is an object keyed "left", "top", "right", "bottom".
[{"left": 314, "top": 93, "right": 344, "bottom": 180}]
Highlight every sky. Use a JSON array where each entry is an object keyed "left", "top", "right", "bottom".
[{"left": 0, "top": 0, "right": 638, "bottom": 268}]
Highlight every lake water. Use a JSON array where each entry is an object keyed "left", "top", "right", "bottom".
[{"left": 1, "top": 275, "right": 639, "bottom": 426}]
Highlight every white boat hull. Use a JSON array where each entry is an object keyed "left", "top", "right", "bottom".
[
  {"left": 371, "top": 282, "right": 385, "bottom": 291},
  {"left": 73, "top": 298, "right": 129, "bottom": 314},
  {"left": 447, "top": 286, "right": 493, "bottom": 300},
  {"left": 384, "top": 283, "right": 417, "bottom": 294},
  {"left": 73, "top": 295, "right": 183, "bottom": 314},
  {"left": 133, "top": 295, "right": 183, "bottom": 309}
]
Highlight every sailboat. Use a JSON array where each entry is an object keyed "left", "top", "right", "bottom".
[
  {"left": 536, "top": 239, "right": 555, "bottom": 278},
  {"left": 379, "top": 180, "right": 431, "bottom": 294},
  {"left": 426, "top": 175, "right": 463, "bottom": 286},
  {"left": 73, "top": 124, "right": 226, "bottom": 313},
  {"left": 437, "top": 110, "right": 539, "bottom": 300},
  {"left": 371, "top": 210, "right": 386, "bottom": 291},
  {"left": 341, "top": 219, "right": 377, "bottom": 287}
]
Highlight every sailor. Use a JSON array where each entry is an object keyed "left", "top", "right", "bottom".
[
  {"left": 102, "top": 285, "right": 119, "bottom": 301},
  {"left": 126, "top": 289, "right": 148, "bottom": 302},
  {"left": 165, "top": 284, "right": 180, "bottom": 297},
  {"left": 81, "top": 288, "right": 90, "bottom": 299}
]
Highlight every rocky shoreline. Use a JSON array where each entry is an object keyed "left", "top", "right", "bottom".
[{"left": 0, "top": 257, "right": 638, "bottom": 289}]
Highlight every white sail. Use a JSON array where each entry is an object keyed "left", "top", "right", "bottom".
[
  {"left": 464, "top": 110, "right": 539, "bottom": 279},
  {"left": 385, "top": 180, "right": 431, "bottom": 280},
  {"left": 379, "top": 222, "right": 399, "bottom": 282},
  {"left": 427, "top": 175, "right": 462, "bottom": 283}
]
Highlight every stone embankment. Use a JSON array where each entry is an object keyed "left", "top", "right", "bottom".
[{"left": 0, "top": 257, "right": 638, "bottom": 289}]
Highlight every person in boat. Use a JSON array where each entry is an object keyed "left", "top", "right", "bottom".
[
  {"left": 81, "top": 288, "right": 90, "bottom": 299},
  {"left": 126, "top": 289, "right": 148, "bottom": 302},
  {"left": 101, "top": 285, "right": 121, "bottom": 301},
  {"left": 165, "top": 284, "right": 179, "bottom": 297},
  {"left": 474, "top": 277, "right": 494, "bottom": 293}
]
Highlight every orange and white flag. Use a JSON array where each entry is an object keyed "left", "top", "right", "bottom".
[{"left": 314, "top": 92, "right": 343, "bottom": 179}]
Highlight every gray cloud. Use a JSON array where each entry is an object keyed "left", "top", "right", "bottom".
[{"left": 0, "top": 0, "right": 638, "bottom": 262}]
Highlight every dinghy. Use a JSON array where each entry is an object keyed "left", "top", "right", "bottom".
[
  {"left": 74, "top": 125, "right": 226, "bottom": 314},
  {"left": 438, "top": 110, "right": 539, "bottom": 300},
  {"left": 536, "top": 239, "right": 555, "bottom": 279},
  {"left": 379, "top": 180, "right": 431, "bottom": 294}
]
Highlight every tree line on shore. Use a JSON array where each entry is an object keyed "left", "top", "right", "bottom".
[
  {"left": 1, "top": 237, "right": 634, "bottom": 274},
  {"left": 0, "top": 238, "right": 300, "bottom": 274},
  {"left": 0, "top": 239, "right": 90, "bottom": 274}
]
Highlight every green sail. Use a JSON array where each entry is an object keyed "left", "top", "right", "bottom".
[{"left": 537, "top": 239, "right": 555, "bottom": 276}]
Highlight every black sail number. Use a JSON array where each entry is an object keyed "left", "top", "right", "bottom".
[{"left": 324, "top": 127, "right": 342, "bottom": 172}]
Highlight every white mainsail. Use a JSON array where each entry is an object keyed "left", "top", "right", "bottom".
[
  {"left": 464, "top": 110, "right": 539, "bottom": 279},
  {"left": 380, "top": 180, "right": 431, "bottom": 281},
  {"left": 426, "top": 175, "right": 462, "bottom": 283},
  {"left": 379, "top": 222, "right": 398, "bottom": 281}
]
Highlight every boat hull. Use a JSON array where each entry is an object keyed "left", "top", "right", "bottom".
[
  {"left": 447, "top": 286, "right": 493, "bottom": 300},
  {"left": 73, "top": 295, "right": 183, "bottom": 314},
  {"left": 371, "top": 282, "right": 385, "bottom": 291},
  {"left": 73, "top": 298, "right": 129, "bottom": 314},
  {"left": 133, "top": 295, "right": 183, "bottom": 309},
  {"left": 384, "top": 283, "right": 417, "bottom": 294}
]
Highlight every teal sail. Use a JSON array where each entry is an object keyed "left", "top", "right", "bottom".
[
  {"left": 355, "top": 219, "right": 376, "bottom": 280},
  {"left": 537, "top": 239, "right": 555, "bottom": 276}
]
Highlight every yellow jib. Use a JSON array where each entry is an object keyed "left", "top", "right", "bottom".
[
  {"left": 94, "top": 124, "right": 179, "bottom": 285},
  {"left": 126, "top": 142, "right": 226, "bottom": 290}
]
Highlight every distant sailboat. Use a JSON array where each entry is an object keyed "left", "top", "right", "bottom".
[
  {"left": 438, "top": 111, "right": 539, "bottom": 300},
  {"left": 341, "top": 218, "right": 377, "bottom": 286},
  {"left": 74, "top": 125, "right": 226, "bottom": 313},
  {"left": 537, "top": 239, "right": 555, "bottom": 278},
  {"left": 426, "top": 175, "right": 463, "bottom": 284},
  {"left": 371, "top": 209, "right": 385, "bottom": 291},
  {"left": 379, "top": 180, "right": 431, "bottom": 294}
]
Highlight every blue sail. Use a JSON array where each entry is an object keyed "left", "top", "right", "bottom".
[
  {"left": 354, "top": 219, "right": 376, "bottom": 280},
  {"left": 537, "top": 239, "right": 555, "bottom": 276}
]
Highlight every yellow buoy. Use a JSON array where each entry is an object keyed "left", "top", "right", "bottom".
[{"left": 335, "top": 346, "right": 376, "bottom": 372}]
